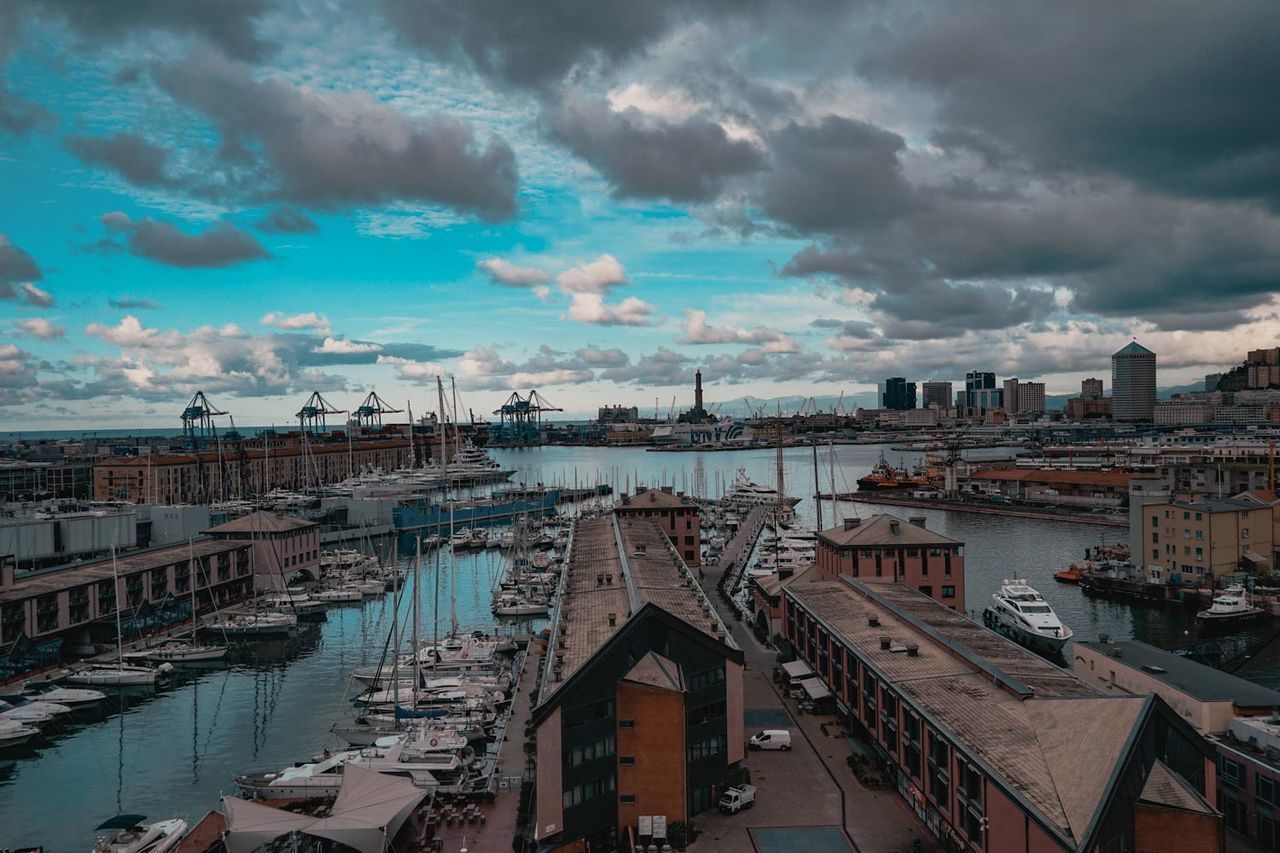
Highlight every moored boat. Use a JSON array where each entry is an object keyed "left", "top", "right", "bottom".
[
  {"left": 1197, "top": 585, "right": 1267, "bottom": 623},
  {"left": 983, "top": 579, "right": 1073, "bottom": 654}
]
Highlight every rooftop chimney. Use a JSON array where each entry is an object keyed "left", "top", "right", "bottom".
[
  {"left": 843, "top": 518, "right": 861, "bottom": 530},
  {"left": 906, "top": 643, "right": 919, "bottom": 657},
  {"left": 608, "top": 612, "right": 617, "bottom": 626},
  {"left": 867, "top": 616, "right": 880, "bottom": 628},
  {"left": 909, "top": 516, "right": 926, "bottom": 528},
  {"left": 889, "top": 519, "right": 901, "bottom": 534},
  {"left": 880, "top": 636, "right": 891, "bottom": 650}
]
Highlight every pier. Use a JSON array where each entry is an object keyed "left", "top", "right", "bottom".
[
  {"left": 714, "top": 505, "right": 771, "bottom": 593},
  {"left": 828, "top": 492, "right": 1129, "bottom": 527}
]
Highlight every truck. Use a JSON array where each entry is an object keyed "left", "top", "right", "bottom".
[{"left": 717, "top": 784, "right": 757, "bottom": 814}]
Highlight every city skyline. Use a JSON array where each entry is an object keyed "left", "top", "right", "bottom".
[{"left": 2, "top": 2, "right": 1279, "bottom": 427}]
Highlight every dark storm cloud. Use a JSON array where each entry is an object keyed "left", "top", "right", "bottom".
[
  {"left": 25, "top": 0, "right": 275, "bottom": 62},
  {"left": 381, "top": 0, "right": 699, "bottom": 91},
  {"left": 101, "top": 211, "right": 269, "bottom": 269},
  {"left": 0, "top": 6, "right": 52, "bottom": 134},
  {"left": 861, "top": 0, "right": 1280, "bottom": 207},
  {"left": 760, "top": 116, "right": 917, "bottom": 233},
  {"left": 0, "top": 234, "right": 42, "bottom": 283},
  {"left": 152, "top": 51, "right": 519, "bottom": 220},
  {"left": 547, "top": 92, "right": 765, "bottom": 202},
  {"left": 254, "top": 207, "right": 318, "bottom": 234},
  {"left": 65, "top": 132, "right": 178, "bottom": 187}
]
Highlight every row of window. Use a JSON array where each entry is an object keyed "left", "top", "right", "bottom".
[
  {"left": 687, "top": 698, "right": 727, "bottom": 726},
  {"left": 788, "top": 602, "right": 986, "bottom": 842},
  {"left": 562, "top": 773, "right": 615, "bottom": 809},
  {"left": 687, "top": 733, "right": 727, "bottom": 762},
  {"left": 564, "top": 699, "right": 615, "bottom": 729},
  {"left": 687, "top": 665, "right": 726, "bottom": 692},
  {"left": 565, "top": 735, "right": 616, "bottom": 768}
]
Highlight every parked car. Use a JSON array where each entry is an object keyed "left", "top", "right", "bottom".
[
  {"left": 748, "top": 729, "right": 792, "bottom": 751},
  {"left": 718, "top": 784, "right": 757, "bottom": 814}
]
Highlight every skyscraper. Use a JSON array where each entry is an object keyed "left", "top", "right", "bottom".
[
  {"left": 1112, "top": 341, "right": 1157, "bottom": 421},
  {"left": 882, "top": 377, "right": 917, "bottom": 410},
  {"left": 1081, "top": 377, "right": 1104, "bottom": 400},
  {"left": 965, "top": 371, "right": 998, "bottom": 411},
  {"left": 922, "top": 380, "right": 953, "bottom": 408}
]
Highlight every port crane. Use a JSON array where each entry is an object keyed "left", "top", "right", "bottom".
[
  {"left": 351, "top": 391, "right": 403, "bottom": 429},
  {"left": 492, "top": 390, "right": 562, "bottom": 445},
  {"left": 297, "top": 391, "right": 346, "bottom": 435},
  {"left": 180, "top": 391, "right": 228, "bottom": 503}
]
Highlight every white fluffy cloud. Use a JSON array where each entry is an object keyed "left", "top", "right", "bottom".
[
  {"left": 557, "top": 254, "right": 628, "bottom": 295},
  {"left": 314, "top": 337, "right": 382, "bottom": 355},
  {"left": 16, "top": 317, "right": 65, "bottom": 339},
  {"left": 567, "top": 293, "right": 655, "bottom": 326},
  {"left": 678, "top": 309, "right": 796, "bottom": 351},
  {"left": 478, "top": 258, "right": 552, "bottom": 287},
  {"left": 261, "top": 311, "right": 332, "bottom": 333}
]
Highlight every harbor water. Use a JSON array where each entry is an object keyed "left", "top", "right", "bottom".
[{"left": 2, "top": 444, "right": 1278, "bottom": 849}]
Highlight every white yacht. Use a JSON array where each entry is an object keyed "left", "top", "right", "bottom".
[
  {"left": 65, "top": 662, "right": 172, "bottom": 687},
  {"left": 0, "top": 718, "right": 39, "bottom": 748},
  {"left": 203, "top": 611, "right": 298, "bottom": 638},
  {"left": 233, "top": 737, "right": 471, "bottom": 799},
  {"left": 91, "top": 815, "right": 188, "bottom": 853},
  {"left": 722, "top": 468, "right": 801, "bottom": 511},
  {"left": 983, "top": 579, "right": 1074, "bottom": 654},
  {"left": 21, "top": 683, "right": 106, "bottom": 708},
  {"left": 1197, "top": 585, "right": 1267, "bottom": 623},
  {"left": 0, "top": 695, "right": 71, "bottom": 724},
  {"left": 122, "top": 639, "right": 228, "bottom": 664}
]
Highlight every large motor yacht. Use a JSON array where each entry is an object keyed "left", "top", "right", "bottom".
[{"left": 983, "top": 579, "right": 1074, "bottom": 654}]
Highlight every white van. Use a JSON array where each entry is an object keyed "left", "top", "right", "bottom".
[{"left": 748, "top": 729, "right": 792, "bottom": 751}]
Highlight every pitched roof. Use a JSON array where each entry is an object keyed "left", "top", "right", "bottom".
[
  {"left": 818, "top": 514, "right": 961, "bottom": 548},
  {"left": 1114, "top": 341, "right": 1155, "bottom": 357},
  {"left": 784, "top": 576, "right": 1209, "bottom": 849},
  {"left": 623, "top": 651, "right": 685, "bottom": 692},
  {"left": 205, "top": 510, "right": 316, "bottom": 534},
  {"left": 615, "top": 487, "right": 696, "bottom": 510},
  {"left": 1076, "top": 640, "right": 1280, "bottom": 707},
  {"left": 1139, "top": 760, "right": 1216, "bottom": 815}
]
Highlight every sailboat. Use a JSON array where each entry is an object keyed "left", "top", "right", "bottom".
[
  {"left": 124, "top": 540, "right": 228, "bottom": 663},
  {"left": 67, "top": 547, "right": 172, "bottom": 687}
]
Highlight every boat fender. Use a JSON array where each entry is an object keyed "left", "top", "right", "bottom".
[{"left": 429, "top": 737, "right": 439, "bottom": 747}]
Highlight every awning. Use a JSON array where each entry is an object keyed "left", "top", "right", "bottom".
[
  {"left": 797, "top": 677, "right": 832, "bottom": 701},
  {"left": 781, "top": 660, "right": 813, "bottom": 680},
  {"left": 222, "top": 764, "right": 426, "bottom": 853},
  {"left": 1244, "top": 550, "right": 1269, "bottom": 565}
]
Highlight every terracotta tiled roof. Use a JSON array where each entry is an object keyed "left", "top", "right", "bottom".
[
  {"left": 615, "top": 487, "right": 696, "bottom": 509},
  {"left": 818, "top": 514, "right": 961, "bottom": 548},
  {"left": 970, "top": 468, "right": 1130, "bottom": 487}
]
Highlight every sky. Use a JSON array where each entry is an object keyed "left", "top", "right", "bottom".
[{"left": 1, "top": 0, "right": 1278, "bottom": 427}]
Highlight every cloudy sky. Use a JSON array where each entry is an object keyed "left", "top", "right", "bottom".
[{"left": 1, "top": 1, "right": 1277, "bottom": 427}]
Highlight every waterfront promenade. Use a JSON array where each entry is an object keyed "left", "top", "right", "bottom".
[{"left": 714, "top": 505, "right": 771, "bottom": 593}]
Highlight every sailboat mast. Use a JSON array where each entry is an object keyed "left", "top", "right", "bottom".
[
  {"left": 412, "top": 537, "right": 421, "bottom": 711},
  {"left": 112, "top": 546, "right": 124, "bottom": 669},
  {"left": 188, "top": 536, "right": 197, "bottom": 636},
  {"left": 812, "top": 439, "right": 822, "bottom": 531},
  {"left": 435, "top": 376, "right": 449, "bottom": 669}
]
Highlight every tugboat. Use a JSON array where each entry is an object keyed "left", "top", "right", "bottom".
[
  {"left": 1197, "top": 585, "right": 1267, "bottom": 624},
  {"left": 983, "top": 579, "right": 1074, "bottom": 654},
  {"left": 857, "top": 454, "right": 928, "bottom": 491}
]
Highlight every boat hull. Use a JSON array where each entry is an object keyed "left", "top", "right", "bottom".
[{"left": 982, "top": 608, "right": 1072, "bottom": 655}]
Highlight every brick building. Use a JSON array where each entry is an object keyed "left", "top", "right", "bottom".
[
  {"left": 1138, "top": 494, "right": 1278, "bottom": 584},
  {"left": 93, "top": 439, "right": 410, "bottom": 504},
  {"left": 205, "top": 510, "right": 321, "bottom": 590},
  {"left": 532, "top": 514, "right": 743, "bottom": 851},
  {"left": 614, "top": 486, "right": 701, "bottom": 566},
  {"left": 815, "top": 515, "right": 965, "bottom": 611},
  {"left": 783, "top": 577, "right": 1222, "bottom": 852}
]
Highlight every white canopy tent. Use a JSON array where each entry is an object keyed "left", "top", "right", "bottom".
[
  {"left": 781, "top": 660, "right": 814, "bottom": 681},
  {"left": 797, "top": 677, "right": 832, "bottom": 701},
  {"left": 222, "top": 764, "right": 427, "bottom": 853}
]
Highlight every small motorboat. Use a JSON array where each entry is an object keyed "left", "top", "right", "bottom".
[
  {"left": 1197, "top": 585, "right": 1267, "bottom": 623},
  {"left": 0, "top": 695, "right": 72, "bottom": 724},
  {"left": 21, "top": 683, "right": 107, "bottom": 708},
  {"left": 0, "top": 718, "right": 40, "bottom": 748},
  {"left": 203, "top": 611, "right": 298, "bottom": 638},
  {"left": 91, "top": 814, "right": 188, "bottom": 853}
]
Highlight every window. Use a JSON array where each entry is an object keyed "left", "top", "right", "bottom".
[
  {"left": 688, "top": 666, "right": 726, "bottom": 692},
  {"left": 1220, "top": 756, "right": 1246, "bottom": 786},
  {"left": 928, "top": 732, "right": 950, "bottom": 804},
  {"left": 562, "top": 774, "right": 616, "bottom": 809},
  {"left": 620, "top": 756, "right": 636, "bottom": 766},
  {"left": 903, "top": 713, "right": 922, "bottom": 779},
  {"left": 1195, "top": 530, "right": 1203, "bottom": 540},
  {"left": 1244, "top": 527, "right": 1251, "bottom": 539},
  {"left": 941, "top": 585, "right": 956, "bottom": 599},
  {"left": 566, "top": 735, "right": 616, "bottom": 767},
  {"left": 1184, "top": 511, "right": 1191, "bottom": 520},
  {"left": 620, "top": 794, "right": 637, "bottom": 804},
  {"left": 687, "top": 733, "right": 727, "bottom": 761},
  {"left": 919, "top": 585, "right": 933, "bottom": 598},
  {"left": 1259, "top": 775, "right": 1277, "bottom": 806}
]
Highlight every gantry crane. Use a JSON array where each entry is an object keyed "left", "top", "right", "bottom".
[
  {"left": 351, "top": 391, "right": 403, "bottom": 429},
  {"left": 297, "top": 391, "right": 346, "bottom": 435},
  {"left": 492, "top": 390, "right": 562, "bottom": 445},
  {"left": 180, "top": 391, "right": 228, "bottom": 503}
]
